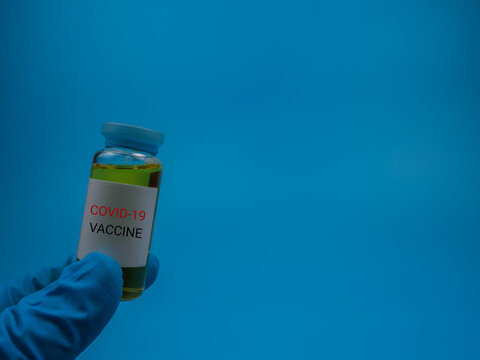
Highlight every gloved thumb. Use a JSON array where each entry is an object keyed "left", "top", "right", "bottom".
[{"left": 0, "top": 252, "right": 123, "bottom": 360}]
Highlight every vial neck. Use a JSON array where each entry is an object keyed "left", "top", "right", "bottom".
[
  {"left": 105, "top": 140, "right": 158, "bottom": 155},
  {"left": 105, "top": 143, "right": 158, "bottom": 156}
]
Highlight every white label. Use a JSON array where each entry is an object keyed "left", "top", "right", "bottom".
[{"left": 77, "top": 179, "right": 158, "bottom": 267}]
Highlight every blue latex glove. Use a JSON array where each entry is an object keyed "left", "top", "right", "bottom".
[{"left": 0, "top": 252, "right": 159, "bottom": 360}]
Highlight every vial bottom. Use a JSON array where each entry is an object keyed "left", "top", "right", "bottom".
[
  {"left": 121, "top": 266, "right": 147, "bottom": 301},
  {"left": 121, "top": 287, "right": 144, "bottom": 301}
]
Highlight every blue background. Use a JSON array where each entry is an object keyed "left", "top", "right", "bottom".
[{"left": 1, "top": 0, "right": 479, "bottom": 359}]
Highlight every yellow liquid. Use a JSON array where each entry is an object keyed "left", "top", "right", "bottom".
[{"left": 90, "top": 163, "right": 162, "bottom": 300}]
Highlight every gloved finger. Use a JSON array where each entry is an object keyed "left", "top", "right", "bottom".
[
  {"left": 0, "top": 252, "right": 123, "bottom": 360},
  {"left": 0, "top": 255, "right": 76, "bottom": 312},
  {"left": 145, "top": 253, "right": 159, "bottom": 290}
]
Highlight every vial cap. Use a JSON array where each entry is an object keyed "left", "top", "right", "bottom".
[{"left": 101, "top": 122, "right": 165, "bottom": 155}]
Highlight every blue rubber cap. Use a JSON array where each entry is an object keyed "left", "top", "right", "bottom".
[{"left": 101, "top": 123, "right": 164, "bottom": 155}]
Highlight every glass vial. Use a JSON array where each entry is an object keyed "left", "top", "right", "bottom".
[{"left": 77, "top": 122, "right": 164, "bottom": 301}]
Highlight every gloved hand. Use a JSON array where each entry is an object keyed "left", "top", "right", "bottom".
[{"left": 0, "top": 252, "right": 159, "bottom": 360}]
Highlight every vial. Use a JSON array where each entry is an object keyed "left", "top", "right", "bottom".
[{"left": 77, "top": 123, "right": 164, "bottom": 301}]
